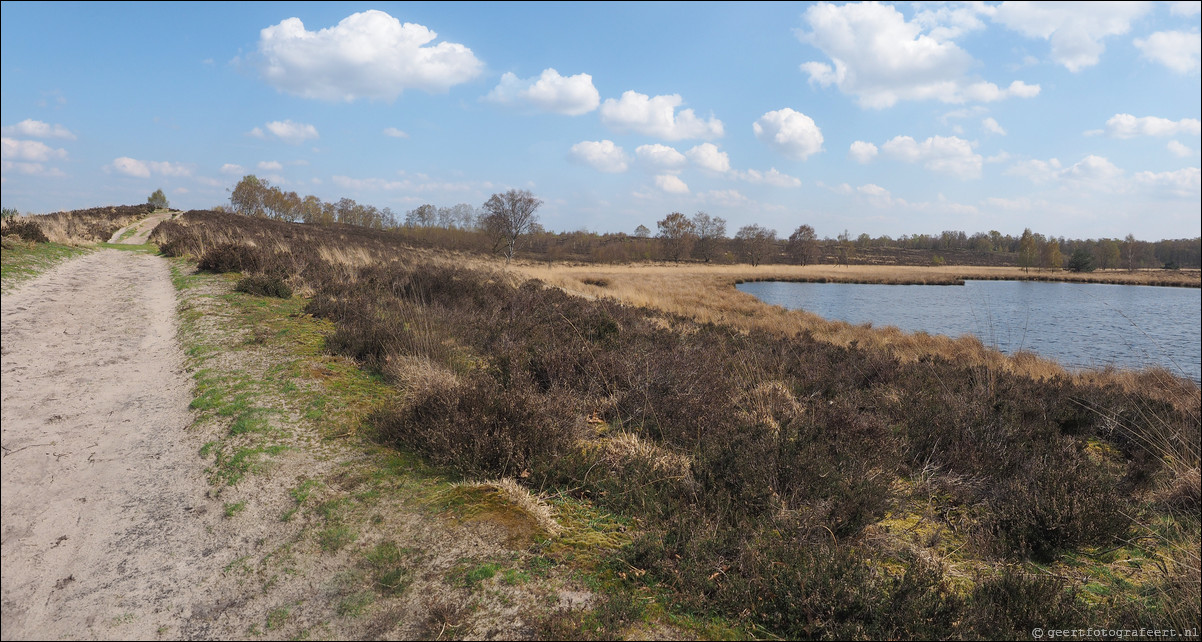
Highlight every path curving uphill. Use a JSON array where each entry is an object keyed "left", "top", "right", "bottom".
[{"left": 1, "top": 244, "right": 210, "bottom": 639}]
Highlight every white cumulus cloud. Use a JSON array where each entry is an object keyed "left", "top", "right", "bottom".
[
  {"left": 485, "top": 68, "right": 600, "bottom": 115},
  {"left": 383, "top": 127, "right": 410, "bottom": 138},
  {"left": 992, "top": 1, "right": 1151, "bottom": 72},
  {"left": 257, "top": 10, "right": 483, "bottom": 101},
  {"left": 1104, "top": 114, "right": 1202, "bottom": 138},
  {"left": 1167, "top": 140, "right": 1195, "bottom": 157},
  {"left": 655, "top": 174, "right": 690, "bottom": 194},
  {"left": 569, "top": 140, "right": 629, "bottom": 173},
  {"left": 797, "top": 2, "right": 1038, "bottom": 108},
  {"left": 982, "top": 117, "right": 1007, "bottom": 135},
  {"left": 1134, "top": 167, "right": 1201, "bottom": 197},
  {"left": 108, "top": 157, "right": 192, "bottom": 178},
  {"left": 731, "top": 168, "right": 802, "bottom": 188},
  {"left": 1, "top": 119, "right": 76, "bottom": 140},
  {"left": 754, "top": 109, "right": 823, "bottom": 160},
  {"left": 251, "top": 120, "right": 319, "bottom": 145},
  {"left": 258, "top": 160, "right": 283, "bottom": 171},
  {"left": 635, "top": 144, "right": 687, "bottom": 170},
  {"left": 600, "top": 91, "right": 724, "bottom": 140},
  {"left": 686, "top": 143, "right": 730, "bottom": 173},
  {"left": 1, "top": 138, "right": 68, "bottom": 162},
  {"left": 879, "top": 135, "right": 982, "bottom": 179},
  {"left": 849, "top": 140, "right": 878, "bottom": 163},
  {"left": 220, "top": 163, "right": 246, "bottom": 175},
  {"left": 1134, "top": 30, "right": 1202, "bottom": 73}
]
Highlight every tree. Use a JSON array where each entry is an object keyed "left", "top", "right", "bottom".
[
  {"left": 656, "top": 212, "right": 697, "bottom": 262},
  {"left": 633, "top": 224, "right": 651, "bottom": 238},
  {"left": 1066, "top": 248, "right": 1096, "bottom": 272},
  {"left": 785, "top": 224, "right": 819, "bottom": 265},
  {"left": 230, "top": 175, "right": 270, "bottom": 217},
  {"left": 1018, "top": 228, "right": 1037, "bottom": 273},
  {"left": 691, "top": 211, "right": 727, "bottom": 262},
  {"left": 481, "top": 189, "right": 542, "bottom": 264},
  {"left": 147, "top": 188, "right": 169, "bottom": 210},
  {"left": 835, "top": 229, "right": 855, "bottom": 266},
  {"left": 735, "top": 224, "right": 777, "bottom": 266},
  {"left": 1041, "top": 239, "right": 1063, "bottom": 271},
  {"left": 1097, "top": 239, "right": 1121, "bottom": 270},
  {"left": 1123, "top": 233, "right": 1138, "bottom": 271}
]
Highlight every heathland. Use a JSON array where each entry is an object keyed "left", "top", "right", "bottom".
[{"left": 2, "top": 206, "right": 1199, "bottom": 640}]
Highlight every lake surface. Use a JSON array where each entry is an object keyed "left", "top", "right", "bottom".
[{"left": 737, "top": 280, "right": 1202, "bottom": 382}]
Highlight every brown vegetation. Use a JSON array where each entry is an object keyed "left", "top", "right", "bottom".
[
  {"left": 5, "top": 204, "right": 156, "bottom": 245},
  {"left": 151, "top": 209, "right": 1200, "bottom": 639}
]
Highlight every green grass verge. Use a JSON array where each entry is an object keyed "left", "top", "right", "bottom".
[{"left": 0, "top": 241, "right": 92, "bottom": 291}]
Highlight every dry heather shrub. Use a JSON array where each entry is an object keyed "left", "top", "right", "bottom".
[
  {"left": 453, "top": 478, "right": 563, "bottom": 537},
  {"left": 1156, "top": 466, "right": 1201, "bottom": 513},
  {"left": 598, "top": 431, "right": 693, "bottom": 481},
  {"left": 735, "top": 380, "right": 804, "bottom": 434},
  {"left": 383, "top": 354, "right": 460, "bottom": 403}
]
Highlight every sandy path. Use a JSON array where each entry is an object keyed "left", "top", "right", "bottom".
[
  {"left": 1, "top": 249, "right": 211, "bottom": 639},
  {"left": 106, "top": 211, "right": 174, "bottom": 245}
]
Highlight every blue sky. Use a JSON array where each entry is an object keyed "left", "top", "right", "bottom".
[{"left": 2, "top": 1, "right": 1200, "bottom": 240}]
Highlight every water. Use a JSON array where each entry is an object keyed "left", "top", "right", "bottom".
[{"left": 737, "top": 280, "right": 1202, "bottom": 382}]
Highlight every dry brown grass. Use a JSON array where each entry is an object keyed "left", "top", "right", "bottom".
[{"left": 497, "top": 260, "right": 1198, "bottom": 403}]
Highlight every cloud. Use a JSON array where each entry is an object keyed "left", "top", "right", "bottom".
[
  {"left": 1167, "top": 140, "right": 1195, "bottom": 157},
  {"left": 797, "top": 2, "right": 1038, "bottom": 108},
  {"left": 569, "top": 140, "right": 629, "bottom": 173},
  {"left": 1, "top": 138, "right": 68, "bottom": 162},
  {"left": 257, "top": 10, "right": 483, "bottom": 101},
  {"left": 1, "top": 119, "right": 76, "bottom": 140},
  {"left": 383, "top": 127, "right": 410, "bottom": 138},
  {"left": 600, "top": 90, "right": 724, "bottom": 140},
  {"left": 1, "top": 161, "right": 67, "bottom": 178},
  {"left": 251, "top": 120, "right": 319, "bottom": 144},
  {"left": 731, "top": 168, "right": 803, "bottom": 188},
  {"left": 1133, "top": 30, "right": 1202, "bottom": 73},
  {"left": 654, "top": 174, "right": 690, "bottom": 194},
  {"left": 1007, "top": 154, "right": 1127, "bottom": 190},
  {"left": 878, "top": 135, "right": 982, "bottom": 179},
  {"left": 107, "top": 157, "right": 192, "bottom": 178},
  {"left": 849, "top": 140, "right": 878, "bottom": 163},
  {"left": 700, "top": 189, "right": 750, "bottom": 207},
  {"left": 686, "top": 143, "right": 730, "bottom": 173},
  {"left": 1104, "top": 114, "right": 1202, "bottom": 138},
  {"left": 753, "top": 108, "right": 824, "bottom": 160},
  {"left": 1005, "top": 157, "right": 1064, "bottom": 183},
  {"left": 1134, "top": 167, "right": 1201, "bottom": 197},
  {"left": 982, "top": 117, "right": 1006, "bottom": 135},
  {"left": 220, "top": 163, "right": 246, "bottom": 175},
  {"left": 992, "top": 2, "right": 1151, "bottom": 72},
  {"left": 485, "top": 68, "right": 599, "bottom": 115},
  {"left": 635, "top": 144, "right": 687, "bottom": 170},
  {"left": 1171, "top": 1, "right": 1201, "bottom": 16},
  {"left": 258, "top": 160, "right": 283, "bottom": 171}
]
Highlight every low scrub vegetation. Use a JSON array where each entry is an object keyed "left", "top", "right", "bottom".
[
  {"left": 154, "top": 209, "right": 1200, "bottom": 639},
  {"left": 3, "top": 204, "right": 155, "bottom": 245}
]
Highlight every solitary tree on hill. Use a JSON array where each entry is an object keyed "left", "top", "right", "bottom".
[{"left": 148, "top": 188, "right": 169, "bottom": 210}]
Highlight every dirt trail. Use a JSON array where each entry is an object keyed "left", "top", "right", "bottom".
[
  {"left": 0, "top": 247, "right": 215, "bottom": 639},
  {"left": 107, "top": 211, "right": 174, "bottom": 245}
]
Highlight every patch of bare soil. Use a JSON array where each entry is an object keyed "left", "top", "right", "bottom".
[
  {"left": 2, "top": 249, "right": 207, "bottom": 639},
  {"left": 2, "top": 227, "right": 597, "bottom": 639}
]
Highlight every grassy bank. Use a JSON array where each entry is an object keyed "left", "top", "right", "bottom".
[{"left": 147, "top": 210, "right": 1200, "bottom": 640}]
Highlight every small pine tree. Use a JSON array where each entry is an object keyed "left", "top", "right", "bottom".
[
  {"left": 1066, "top": 248, "right": 1096, "bottom": 272},
  {"left": 148, "top": 188, "right": 169, "bottom": 210}
]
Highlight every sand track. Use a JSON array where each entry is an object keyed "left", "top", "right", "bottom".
[{"left": 1, "top": 248, "right": 210, "bottom": 639}]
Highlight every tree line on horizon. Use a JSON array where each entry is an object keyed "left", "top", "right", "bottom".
[{"left": 216, "top": 174, "right": 1200, "bottom": 270}]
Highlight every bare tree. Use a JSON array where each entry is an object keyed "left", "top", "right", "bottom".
[
  {"left": 481, "top": 189, "right": 542, "bottom": 264},
  {"left": 735, "top": 224, "right": 777, "bottom": 266},
  {"left": 786, "top": 224, "right": 819, "bottom": 265},
  {"left": 656, "top": 212, "right": 697, "bottom": 262},
  {"left": 691, "top": 211, "right": 727, "bottom": 262}
]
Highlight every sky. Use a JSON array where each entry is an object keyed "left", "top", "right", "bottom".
[{"left": 2, "top": 1, "right": 1200, "bottom": 241}]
